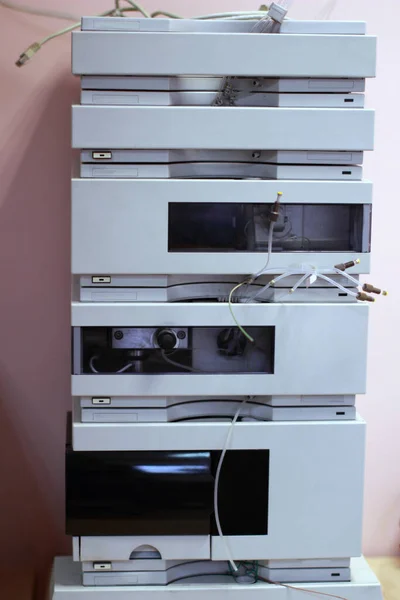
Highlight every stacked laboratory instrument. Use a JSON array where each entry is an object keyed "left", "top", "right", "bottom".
[{"left": 51, "top": 9, "right": 383, "bottom": 600}]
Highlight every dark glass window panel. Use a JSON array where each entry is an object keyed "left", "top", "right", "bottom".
[
  {"left": 168, "top": 203, "right": 369, "bottom": 253},
  {"left": 75, "top": 326, "right": 275, "bottom": 375},
  {"left": 66, "top": 445, "right": 269, "bottom": 537}
]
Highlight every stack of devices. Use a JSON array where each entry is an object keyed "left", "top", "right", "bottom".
[{"left": 50, "top": 9, "right": 383, "bottom": 600}]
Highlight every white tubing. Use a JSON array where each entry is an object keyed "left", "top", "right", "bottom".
[
  {"left": 290, "top": 271, "right": 312, "bottom": 293},
  {"left": 247, "top": 270, "right": 303, "bottom": 303},
  {"left": 252, "top": 222, "right": 275, "bottom": 280},
  {"left": 331, "top": 267, "right": 360, "bottom": 287},
  {"left": 317, "top": 273, "right": 358, "bottom": 297},
  {"left": 161, "top": 350, "right": 202, "bottom": 373},
  {"left": 214, "top": 398, "right": 249, "bottom": 572},
  {"left": 89, "top": 356, "right": 100, "bottom": 374},
  {"left": 116, "top": 362, "right": 134, "bottom": 373}
]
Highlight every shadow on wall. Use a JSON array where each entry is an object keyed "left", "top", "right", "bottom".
[{"left": 0, "top": 72, "right": 79, "bottom": 599}]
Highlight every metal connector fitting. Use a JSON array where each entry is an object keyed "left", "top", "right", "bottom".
[
  {"left": 269, "top": 191, "right": 282, "bottom": 223},
  {"left": 334, "top": 259, "right": 360, "bottom": 271},
  {"left": 362, "top": 283, "right": 387, "bottom": 296},
  {"left": 357, "top": 292, "right": 375, "bottom": 303},
  {"left": 15, "top": 42, "right": 41, "bottom": 67}
]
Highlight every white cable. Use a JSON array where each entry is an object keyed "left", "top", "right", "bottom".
[
  {"left": 252, "top": 222, "right": 275, "bottom": 280},
  {"left": 316, "top": 273, "right": 358, "bottom": 297},
  {"left": 151, "top": 10, "right": 181, "bottom": 19},
  {"left": 248, "top": 270, "right": 301, "bottom": 303},
  {"left": 89, "top": 356, "right": 100, "bottom": 374},
  {"left": 13, "top": 5, "right": 288, "bottom": 67},
  {"left": 331, "top": 267, "right": 360, "bottom": 287},
  {"left": 214, "top": 397, "right": 249, "bottom": 572},
  {"left": 245, "top": 280, "right": 274, "bottom": 303},
  {"left": 121, "top": 0, "right": 151, "bottom": 18},
  {"left": 116, "top": 362, "right": 134, "bottom": 373},
  {"left": 290, "top": 271, "right": 312, "bottom": 293},
  {"left": 0, "top": 0, "right": 79, "bottom": 21},
  {"left": 220, "top": 15, "right": 270, "bottom": 21},
  {"left": 193, "top": 11, "right": 267, "bottom": 20},
  {"left": 15, "top": 7, "right": 132, "bottom": 66},
  {"left": 247, "top": 265, "right": 362, "bottom": 304},
  {"left": 38, "top": 21, "right": 82, "bottom": 45},
  {"left": 271, "top": 270, "right": 306, "bottom": 285},
  {"left": 89, "top": 355, "right": 134, "bottom": 374},
  {"left": 161, "top": 350, "right": 202, "bottom": 373}
]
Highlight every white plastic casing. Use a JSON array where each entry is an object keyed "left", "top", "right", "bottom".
[
  {"left": 72, "top": 106, "right": 375, "bottom": 150},
  {"left": 72, "top": 31, "right": 376, "bottom": 77},
  {"left": 51, "top": 555, "right": 383, "bottom": 599},
  {"left": 71, "top": 179, "right": 372, "bottom": 276},
  {"left": 70, "top": 418, "right": 365, "bottom": 560},
  {"left": 71, "top": 302, "right": 369, "bottom": 399}
]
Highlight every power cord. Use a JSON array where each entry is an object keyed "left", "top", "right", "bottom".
[
  {"left": 14, "top": 2, "right": 151, "bottom": 66},
  {"left": 9, "top": 2, "right": 287, "bottom": 67}
]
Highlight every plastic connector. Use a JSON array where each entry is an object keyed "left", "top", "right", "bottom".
[
  {"left": 267, "top": 2, "right": 288, "bottom": 24},
  {"left": 362, "top": 283, "right": 388, "bottom": 296},
  {"left": 15, "top": 42, "right": 41, "bottom": 67}
]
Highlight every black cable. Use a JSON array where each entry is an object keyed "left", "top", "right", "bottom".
[
  {"left": 170, "top": 399, "right": 265, "bottom": 408},
  {"left": 168, "top": 572, "right": 234, "bottom": 585}
]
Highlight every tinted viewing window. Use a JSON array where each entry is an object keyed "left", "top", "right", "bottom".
[
  {"left": 74, "top": 326, "right": 275, "bottom": 375},
  {"left": 66, "top": 447, "right": 270, "bottom": 537},
  {"left": 168, "top": 203, "right": 370, "bottom": 253}
]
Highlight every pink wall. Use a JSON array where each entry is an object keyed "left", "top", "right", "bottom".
[{"left": 0, "top": 0, "right": 398, "bottom": 590}]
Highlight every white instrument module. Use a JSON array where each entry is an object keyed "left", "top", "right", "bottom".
[{"left": 51, "top": 6, "right": 383, "bottom": 600}]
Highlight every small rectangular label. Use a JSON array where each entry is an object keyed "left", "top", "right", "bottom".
[
  {"left": 92, "top": 151, "right": 112, "bottom": 159},
  {"left": 93, "top": 562, "right": 111, "bottom": 570},
  {"left": 92, "top": 397, "right": 111, "bottom": 405},
  {"left": 92, "top": 276, "right": 111, "bottom": 284}
]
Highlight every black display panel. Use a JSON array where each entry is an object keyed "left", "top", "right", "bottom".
[
  {"left": 168, "top": 202, "right": 369, "bottom": 253},
  {"left": 211, "top": 450, "right": 270, "bottom": 536},
  {"left": 66, "top": 445, "right": 270, "bottom": 537},
  {"left": 66, "top": 448, "right": 213, "bottom": 536}
]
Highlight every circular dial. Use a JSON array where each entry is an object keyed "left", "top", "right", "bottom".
[{"left": 155, "top": 328, "right": 178, "bottom": 351}]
